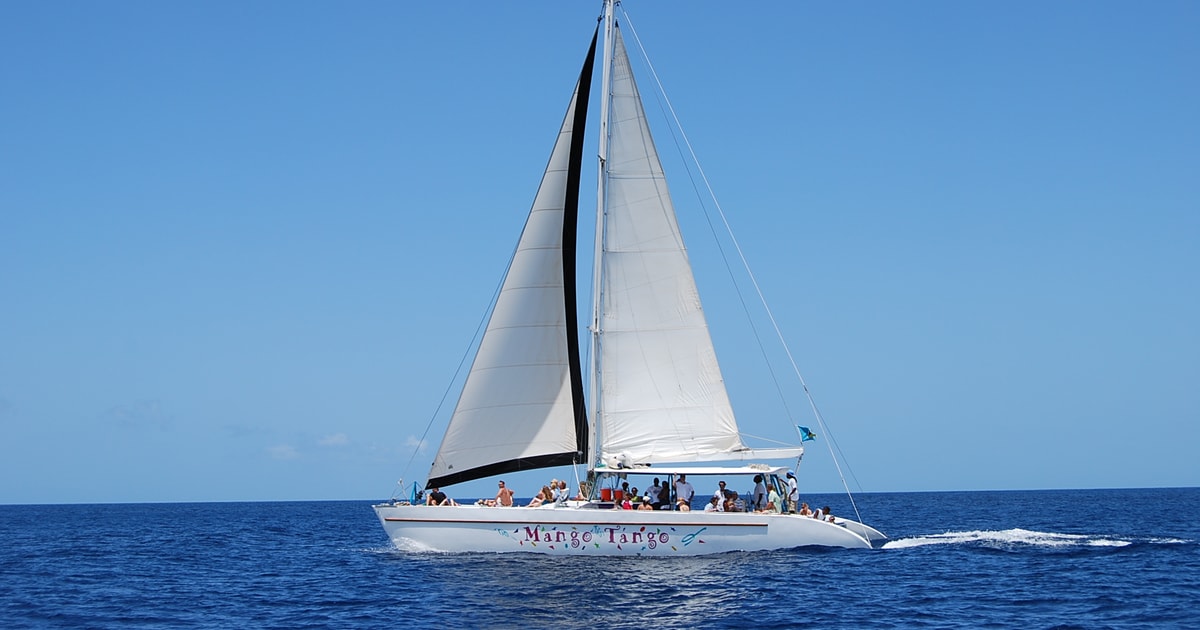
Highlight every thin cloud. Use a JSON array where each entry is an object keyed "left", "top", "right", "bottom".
[
  {"left": 405, "top": 435, "right": 429, "bottom": 453},
  {"left": 318, "top": 433, "right": 349, "bottom": 447},
  {"left": 267, "top": 444, "right": 300, "bottom": 460}
]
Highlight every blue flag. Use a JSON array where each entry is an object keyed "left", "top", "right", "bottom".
[{"left": 798, "top": 426, "right": 817, "bottom": 442}]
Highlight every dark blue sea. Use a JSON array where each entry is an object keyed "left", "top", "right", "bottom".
[{"left": 2, "top": 488, "right": 1197, "bottom": 628}]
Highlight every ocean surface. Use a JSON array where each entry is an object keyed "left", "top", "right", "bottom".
[{"left": 2, "top": 487, "right": 1197, "bottom": 629}]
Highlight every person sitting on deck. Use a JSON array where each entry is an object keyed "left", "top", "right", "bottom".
[
  {"left": 554, "top": 480, "right": 570, "bottom": 505},
  {"left": 799, "top": 502, "right": 813, "bottom": 517},
  {"left": 490, "top": 480, "right": 515, "bottom": 507},
  {"left": 526, "top": 486, "right": 552, "bottom": 507},
  {"left": 426, "top": 487, "right": 456, "bottom": 506},
  {"left": 676, "top": 496, "right": 691, "bottom": 511},
  {"left": 704, "top": 496, "right": 720, "bottom": 512}
]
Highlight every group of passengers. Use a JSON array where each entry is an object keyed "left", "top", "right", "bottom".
[
  {"left": 523, "top": 479, "right": 572, "bottom": 507},
  {"left": 704, "top": 480, "right": 746, "bottom": 512},
  {"left": 693, "top": 475, "right": 835, "bottom": 521},
  {"left": 441, "top": 472, "right": 836, "bottom": 523},
  {"left": 701, "top": 475, "right": 784, "bottom": 513},
  {"left": 474, "top": 480, "right": 515, "bottom": 507},
  {"left": 611, "top": 478, "right": 669, "bottom": 510},
  {"left": 797, "top": 502, "right": 836, "bottom": 522},
  {"left": 608, "top": 473, "right": 795, "bottom": 515}
]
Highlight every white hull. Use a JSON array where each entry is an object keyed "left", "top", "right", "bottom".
[{"left": 373, "top": 503, "right": 877, "bottom": 555}]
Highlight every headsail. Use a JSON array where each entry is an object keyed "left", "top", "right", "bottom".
[{"left": 426, "top": 30, "right": 598, "bottom": 488}]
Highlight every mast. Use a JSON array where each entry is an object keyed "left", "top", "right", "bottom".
[{"left": 587, "top": 0, "right": 616, "bottom": 472}]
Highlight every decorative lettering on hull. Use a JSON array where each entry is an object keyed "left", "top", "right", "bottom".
[{"left": 493, "top": 523, "right": 710, "bottom": 552}]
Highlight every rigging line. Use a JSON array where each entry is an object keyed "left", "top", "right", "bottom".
[
  {"left": 618, "top": 8, "right": 797, "bottom": 429},
  {"left": 826, "top": 420, "right": 866, "bottom": 493},
  {"left": 393, "top": 238, "right": 519, "bottom": 490},
  {"left": 738, "top": 432, "right": 798, "bottom": 447},
  {"left": 620, "top": 7, "right": 866, "bottom": 511}
]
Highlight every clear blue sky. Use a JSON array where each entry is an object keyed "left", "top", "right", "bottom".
[{"left": 2, "top": 1, "right": 1196, "bottom": 504}]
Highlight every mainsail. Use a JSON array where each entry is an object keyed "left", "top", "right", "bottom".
[
  {"left": 425, "top": 30, "right": 597, "bottom": 489},
  {"left": 593, "top": 26, "right": 749, "bottom": 465}
]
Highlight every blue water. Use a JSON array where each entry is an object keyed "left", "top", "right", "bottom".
[{"left": 2, "top": 488, "right": 1197, "bottom": 628}]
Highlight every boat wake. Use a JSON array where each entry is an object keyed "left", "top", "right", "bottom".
[{"left": 882, "top": 528, "right": 1190, "bottom": 550}]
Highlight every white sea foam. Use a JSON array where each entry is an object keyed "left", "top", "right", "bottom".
[
  {"left": 1147, "top": 537, "right": 1190, "bottom": 545},
  {"left": 389, "top": 537, "right": 443, "bottom": 553},
  {"left": 881, "top": 528, "right": 1134, "bottom": 550}
]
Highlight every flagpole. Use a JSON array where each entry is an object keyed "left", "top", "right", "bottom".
[{"left": 791, "top": 425, "right": 805, "bottom": 477}]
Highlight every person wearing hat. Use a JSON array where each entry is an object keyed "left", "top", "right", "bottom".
[{"left": 785, "top": 470, "right": 799, "bottom": 514}]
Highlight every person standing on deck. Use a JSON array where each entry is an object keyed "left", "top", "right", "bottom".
[
  {"left": 675, "top": 475, "right": 695, "bottom": 510},
  {"left": 766, "top": 484, "right": 783, "bottom": 513},
  {"left": 752, "top": 474, "right": 767, "bottom": 511},
  {"left": 647, "top": 478, "right": 663, "bottom": 510},
  {"left": 785, "top": 471, "right": 799, "bottom": 514},
  {"left": 712, "top": 481, "right": 728, "bottom": 512}
]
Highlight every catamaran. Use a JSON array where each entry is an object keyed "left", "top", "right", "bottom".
[{"left": 373, "top": 0, "right": 885, "bottom": 555}]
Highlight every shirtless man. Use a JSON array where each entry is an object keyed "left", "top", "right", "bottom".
[{"left": 494, "top": 480, "right": 515, "bottom": 507}]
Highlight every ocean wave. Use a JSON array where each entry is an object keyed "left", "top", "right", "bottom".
[{"left": 881, "top": 528, "right": 1140, "bottom": 549}]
